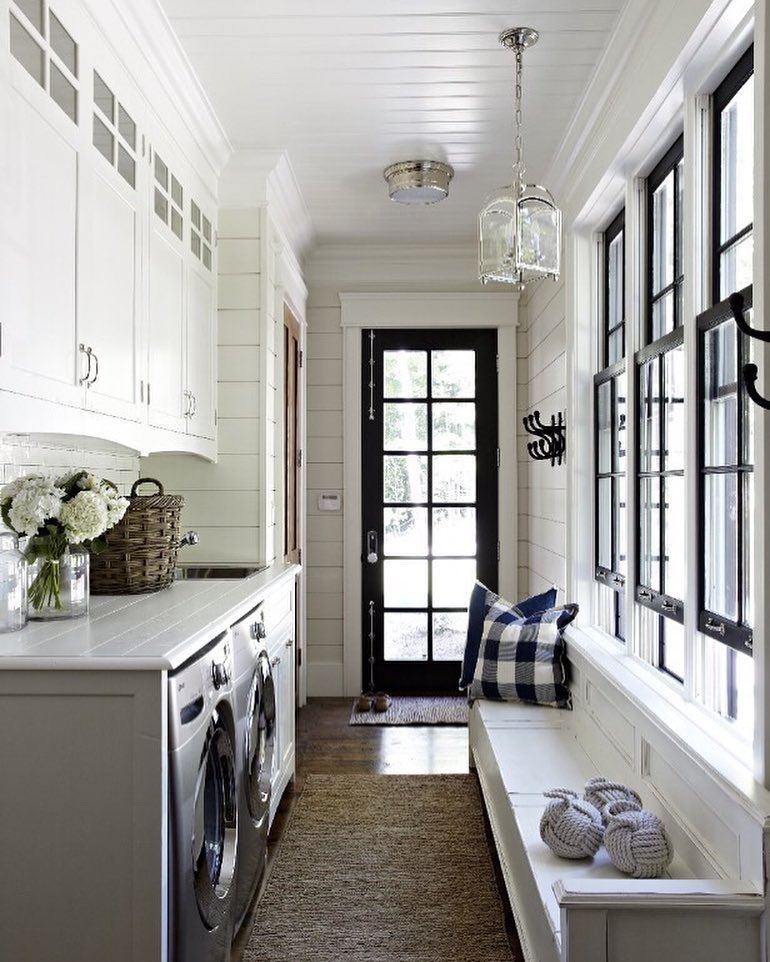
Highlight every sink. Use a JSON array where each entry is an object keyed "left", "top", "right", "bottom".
[{"left": 174, "top": 565, "right": 266, "bottom": 580}]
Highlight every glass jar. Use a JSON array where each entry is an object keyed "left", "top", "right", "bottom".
[
  {"left": 27, "top": 546, "right": 89, "bottom": 620},
  {"left": 0, "top": 530, "right": 28, "bottom": 632}
]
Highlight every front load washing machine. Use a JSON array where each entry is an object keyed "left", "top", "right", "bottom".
[
  {"left": 168, "top": 630, "right": 238, "bottom": 962},
  {"left": 231, "top": 603, "right": 275, "bottom": 933}
]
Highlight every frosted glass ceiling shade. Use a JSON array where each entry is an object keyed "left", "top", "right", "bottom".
[
  {"left": 384, "top": 160, "right": 454, "bottom": 205},
  {"left": 478, "top": 27, "right": 561, "bottom": 288},
  {"left": 479, "top": 182, "right": 561, "bottom": 287}
]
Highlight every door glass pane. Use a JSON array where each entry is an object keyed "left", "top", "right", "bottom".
[
  {"left": 664, "top": 475, "right": 685, "bottom": 599},
  {"left": 616, "top": 371, "right": 627, "bottom": 474},
  {"left": 720, "top": 77, "right": 754, "bottom": 244},
  {"left": 704, "top": 472, "right": 738, "bottom": 620},
  {"left": 665, "top": 345, "right": 685, "bottom": 470},
  {"left": 433, "top": 612, "right": 467, "bottom": 661},
  {"left": 202, "top": 215, "right": 212, "bottom": 243},
  {"left": 432, "top": 559, "right": 476, "bottom": 608},
  {"left": 383, "top": 507, "right": 428, "bottom": 556},
  {"left": 384, "top": 612, "right": 427, "bottom": 661},
  {"left": 433, "top": 507, "right": 476, "bottom": 556},
  {"left": 117, "top": 144, "right": 135, "bottom": 188},
  {"left": 432, "top": 402, "right": 475, "bottom": 450},
  {"left": 652, "top": 170, "right": 675, "bottom": 295},
  {"left": 607, "top": 231, "right": 624, "bottom": 336},
  {"left": 384, "top": 455, "right": 427, "bottom": 503},
  {"left": 384, "top": 403, "right": 427, "bottom": 451},
  {"left": 384, "top": 559, "right": 427, "bottom": 608},
  {"left": 743, "top": 472, "right": 754, "bottom": 626},
  {"left": 10, "top": 15, "right": 44, "bottom": 86},
  {"left": 431, "top": 351, "right": 475, "bottom": 398},
  {"left": 433, "top": 455, "right": 475, "bottom": 503},
  {"left": 703, "top": 321, "right": 738, "bottom": 467},
  {"left": 608, "top": 327, "right": 624, "bottom": 366},
  {"left": 384, "top": 351, "right": 427, "bottom": 398},
  {"left": 597, "top": 477, "right": 611, "bottom": 569},
  {"left": 49, "top": 12, "right": 76, "bottom": 75},
  {"left": 154, "top": 153, "right": 168, "bottom": 190},
  {"left": 171, "top": 174, "right": 183, "bottom": 209},
  {"left": 719, "top": 233, "right": 754, "bottom": 300},
  {"left": 639, "top": 477, "right": 659, "bottom": 590},
  {"left": 639, "top": 358, "right": 659, "bottom": 473}
]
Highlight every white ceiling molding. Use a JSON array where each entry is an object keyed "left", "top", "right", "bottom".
[
  {"left": 219, "top": 149, "right": 314, "bottom": 264},
  {"left": 83, "top": 0, "right": 232, "bottom": 182}
]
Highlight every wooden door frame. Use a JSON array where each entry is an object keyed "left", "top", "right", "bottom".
[
  {"left": 284, "top": 304, "right": 301, "bottom": 564},
  {"left": 340, "top": 292, "right": 520, "bottom": 696}
]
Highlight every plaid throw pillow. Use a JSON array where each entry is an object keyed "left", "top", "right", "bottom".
[
  {"left": 458, "top": 581, "right": 558, "bottom": 688},
  {"left": 468, "top": 603, "right": 578, "bottom": 708}
]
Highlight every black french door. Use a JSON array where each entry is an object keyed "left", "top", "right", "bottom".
[{"left": 361, "top": 328, "right": 498, "bottom": 693}]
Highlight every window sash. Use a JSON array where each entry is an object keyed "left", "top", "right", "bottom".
[
  {"left": 594, "top": 362, "right": 627, "bottom": 591},
  {"left": 647, "top": 135, "right": 684, "bottom": 343},
  {"left": 603, "top": 209, "right": 625, "bottom": 368},
  {"left": 697, "top": 287, "right": 754, "bottom": 656}
]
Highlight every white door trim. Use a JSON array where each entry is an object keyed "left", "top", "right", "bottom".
[{"left": 340, "top": 292, "right": 519, "bottom": 695}]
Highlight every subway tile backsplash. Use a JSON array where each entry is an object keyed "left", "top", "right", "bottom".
[{"left": 0, "top": 434, "right": 141, "bottom": 498}]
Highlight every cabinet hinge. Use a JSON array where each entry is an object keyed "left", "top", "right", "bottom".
[
  {"left": 140, "top": 380, "right": 144, "bottom": 403},
  {"left": 147, "top": 382, "right": 151, "bottom": 405},
  {"left": 299, "top": 349, "right": 304, "bottom": 368},
  {"left": 214, "top": 408, "right": 218, "bottom": 426}
]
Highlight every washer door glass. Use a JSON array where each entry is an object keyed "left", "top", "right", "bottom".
[
  {"left": 192, "top": 708, "right": 238, "bottom": 928},
  {"left": 246, "top": 653, "right": 275, "bottom": 823}
]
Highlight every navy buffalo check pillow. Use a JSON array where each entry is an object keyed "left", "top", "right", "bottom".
[
  {"left": 468, "top": 602, "right": 578, "bottom": 708},
  {"left": 459, "top": 581, "right": 557, "bottom": 689}
]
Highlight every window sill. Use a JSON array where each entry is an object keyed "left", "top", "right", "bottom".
[{"left": 564, "top": 624, "right": 769, "bottom": 815}]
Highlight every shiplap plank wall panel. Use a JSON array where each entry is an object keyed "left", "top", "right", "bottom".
[
  {"left": 518, "top": 276, "right": 567, "bottom": 599},
  {"left": 141, "top": 208, "right": 263, "bottom": 564},
  {"left": 305, "top": 284, "right": 346, "bottom": 695}
]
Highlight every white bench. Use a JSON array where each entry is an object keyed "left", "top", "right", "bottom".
[{"left": 470, "top": 697, "right": 767, "bottom": 962}]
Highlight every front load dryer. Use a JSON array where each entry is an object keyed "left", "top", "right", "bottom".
[
  {"left": 168, "top": 630, "right": 238, "bottom": 962},
  {"left": 231, "top": 603, "right": 275, "bottom": 933}
]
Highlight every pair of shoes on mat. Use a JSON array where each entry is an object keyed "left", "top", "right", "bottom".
[{"left": 356, "top": 692, "right": 392, "bottom": 712}]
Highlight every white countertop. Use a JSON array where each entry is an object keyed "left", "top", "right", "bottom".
[{"left": 0, "top": 562, "right": 299, "bottom": 671}]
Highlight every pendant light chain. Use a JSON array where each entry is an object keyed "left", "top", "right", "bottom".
[{"left": 513, "top": 41, "right": 525, "bottom": 191}]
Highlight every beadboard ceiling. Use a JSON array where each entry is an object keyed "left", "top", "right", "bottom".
[{"left": 159, "top": 0, "right": 627, "bottom": 250}]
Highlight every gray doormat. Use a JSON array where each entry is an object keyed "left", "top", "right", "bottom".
[
  {"left": 349, "top": 695, "right": 469, "bottom": 726},
  {"left": 242, "top": 774, "right": 515, "bottom": 962}
]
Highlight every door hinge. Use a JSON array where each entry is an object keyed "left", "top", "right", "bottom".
[
  {"left": 496, "top": 447, "right": 500, "bottom": 468},
  {"left": 297, "top": 449, "right": 303, "bottom": 468},
  {"left": 496, "top": 353, "right": 499, "bottom": 373},
  {"left": 298, "top": 547, "right": 302, "bottom": 564},
  {"left": 297, "top": 646, "right": 302, "bottom": 667},
  {"left": 299, "top": 349, "right": 304, "bottom": 368},
  {"left": 496, "top": 541, "right": 501, "bottom": 562},
  {"left": 147, "top": 382, "right": 151, "bottom": 405},
  {"left": 214, "top": 408, "right": 218, "bottom": 426}
]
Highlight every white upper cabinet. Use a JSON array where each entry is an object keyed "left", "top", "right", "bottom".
[
  {"left": 0, "top": 0, "right": 224, "bottom": 456},
  {"left": 1, "top": 0, "right": 82, "bottom": 408}
]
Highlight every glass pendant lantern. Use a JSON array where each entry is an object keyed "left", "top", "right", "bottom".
[{"left": 479, "top": 28, "right": 562, "bottom": 288}]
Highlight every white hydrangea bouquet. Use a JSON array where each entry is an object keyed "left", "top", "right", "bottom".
[{"left": 0, "top": 470, "right": 129, "bottom": 612}]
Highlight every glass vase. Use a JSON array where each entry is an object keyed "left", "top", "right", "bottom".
[
  {"left": 0, "top": 530, "right": 28, "bottom": 632},
  {"left": 28, "top": 546, "right": 90, "bottom": 620}
]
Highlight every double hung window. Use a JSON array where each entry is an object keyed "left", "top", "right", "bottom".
[{"left": 595, "top": 211, "right": 626, "bottom": 640}]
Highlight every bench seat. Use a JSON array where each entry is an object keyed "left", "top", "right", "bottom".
[{"left": 470, "top": 698, "right": 765, "bottom": 962}]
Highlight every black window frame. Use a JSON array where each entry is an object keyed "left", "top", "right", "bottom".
[
  {"left": 647, "top": 134, "right": 684, "bottom": 343},
  {"left": 595, "top": 208, "right": 627, "bottom": 642},
  {"left": 712, "top": 44, "right": 754, "bottom": 303},
  {"left": 696, "top": 286, "right": 754, "bottom": 660}
]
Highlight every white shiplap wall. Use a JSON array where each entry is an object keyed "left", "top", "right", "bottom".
[
  {"left": 304, "top": 245, "right": 512, "bottom": 695},
  {"left": 517, "top": 276, "right": 567, "bottom": 600}
]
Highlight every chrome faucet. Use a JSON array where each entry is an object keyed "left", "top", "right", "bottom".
[{"left": 178, "top": 530, "right": 200, "bottom": 548}]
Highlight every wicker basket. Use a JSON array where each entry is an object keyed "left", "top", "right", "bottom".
[{"left": 90, "top": 478, "right": 185, "bottom": 594}]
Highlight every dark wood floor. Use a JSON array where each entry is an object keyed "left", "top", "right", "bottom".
[{"left": 232, "top": 697, "right": 522, "bottom": 960}]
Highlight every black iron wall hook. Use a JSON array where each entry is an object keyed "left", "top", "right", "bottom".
[
  {"left": 522, "top": 410, "right": 566, "bottom": 466},
  {"left": 730, "top": 290, "right": 770, "bottom": 410}
]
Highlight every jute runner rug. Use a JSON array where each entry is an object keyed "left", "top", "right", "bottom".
[
  {"left": 349, "top": 695, "right": 469, "bottom": 726},
  {"left": 243, "top": 774, "right": 517, "bottom": 962}
]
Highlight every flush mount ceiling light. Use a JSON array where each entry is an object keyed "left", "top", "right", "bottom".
[
  {"left": 479, "top": 27, "right": 561, "bottom": 288},
  {"left": 383, "top": 160, "right": 454, "bottom": 205}
]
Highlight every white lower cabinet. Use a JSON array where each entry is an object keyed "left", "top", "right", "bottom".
[{"left": 264, "top": 581, "right": 297, "bottom": 822}]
